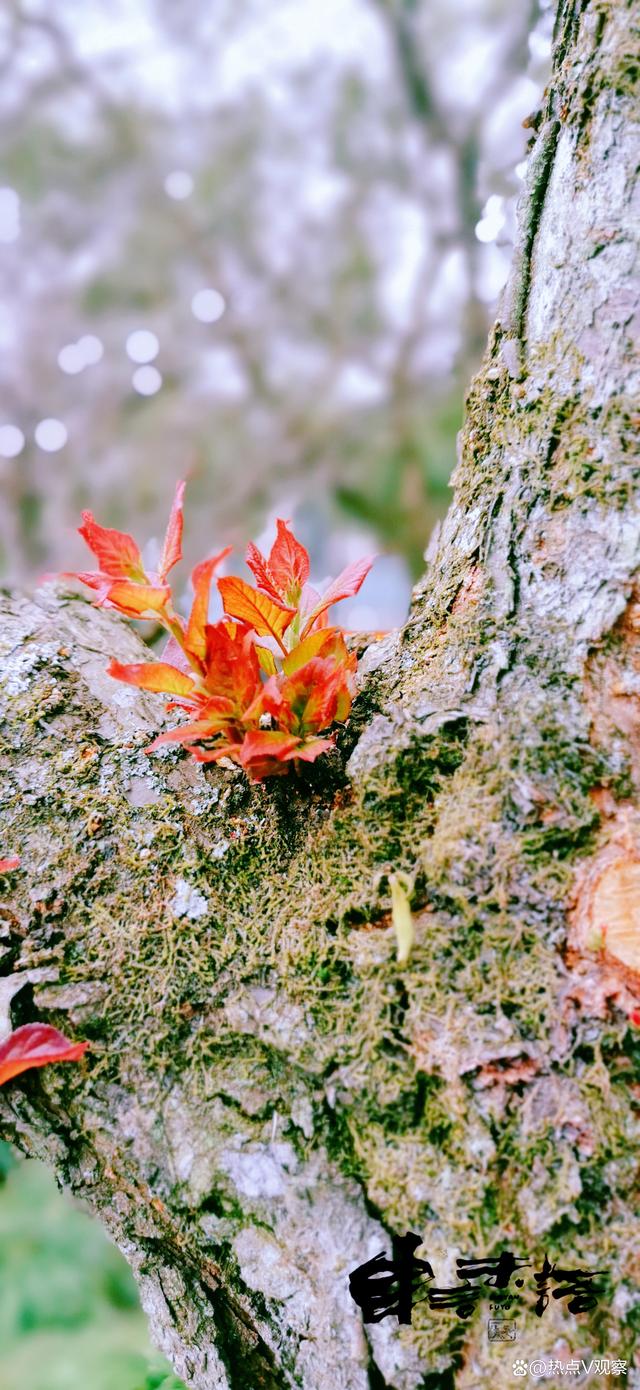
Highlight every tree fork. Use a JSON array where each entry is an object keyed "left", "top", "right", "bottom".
[{"left": 1, "top": 2, "right": 639, "bottom": 1386}]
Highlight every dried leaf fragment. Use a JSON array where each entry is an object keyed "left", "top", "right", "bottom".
[{"left": 390, "top": 874, "right": 415, "bottom": 965}]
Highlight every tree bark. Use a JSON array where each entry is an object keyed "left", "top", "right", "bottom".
[{"left": 1, "top": 2, "right": 639, "bottom": 1386}]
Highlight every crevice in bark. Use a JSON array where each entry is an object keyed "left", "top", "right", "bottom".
[{"left": 505, "top": 116, "right": 561, "bottom": 359}]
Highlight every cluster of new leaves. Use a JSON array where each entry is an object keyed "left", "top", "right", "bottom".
[{"left": 63, "top": 482, "right": 374, "bottom": 780}]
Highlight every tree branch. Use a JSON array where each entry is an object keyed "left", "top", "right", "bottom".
[{"left": 1, "top": 2, "right": 639, "bottom": 1385}]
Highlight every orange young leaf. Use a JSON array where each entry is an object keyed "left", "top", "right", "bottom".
[
  {"left": 255, "top": 644, "right": 278, "bottom": 677},
  {"left": 241, "top": 729, "right": 302, "bottom": 759},
  {"left": 145, "top": 695, "right": 236, "bottom": 751},
  {"left": 246, "top": 520, "right": 310, "bottom": 605},
  {"left": 245, "top": 542, "right": 282, "bottom": 602},
  {"left": 0, "top": 857, "right": 20, "bottom": 872},
  {"left": 282, "top": 627, "right": 353, "bottom": 676},
  {"left": 107, "top": 659, "right": 196, "bottom": 697},
  {"left": 158, "top": 479, "right": 186, "bottom": 581},
  {"left": 267, "top": 519, "right": 310, "bottom": 600},
  {"left": 58, "top": 572, "right": 172, "bottom": 621},
  {"left": 59, "top": 570, "right": 111, "bottom": 594},
  {"left": 290, "top": 736, "right": 335, "bottom": 762},
  {"left": 301, "top": 556, "right": 375, "bottom": 634},
  {"left": 78, "top": 512, "right": 145, "bottom": 579},
  {"left": 185, "top": 548, "right": 232, "bottom": 662},
  {"left": 218, "top": 576, "right": 295, "bottom": 647},
  {"left": 238, "top": 729, "right": 302, "bottom": 780},
  {"left": 242, "top": 675, "right": 284, "bottom": 725},
  {"left": 276, "top": 657, "right": 354, "bottom": 733},
  {"left": 201, "top": 620, "right": 263, "bottom": 712},
  {"left": 146, "top": 716, "right": 229, "bottom": 752},
  {"left": 97, "top": 579, "right": 172, "bottom": 618},
  {"left": 188, "top": 741, "right": 244, "bottom": 765},
  {"left": 0, "top": 1023, "right": 88, "bottom": 1087},
  {"left": 238, "top": 728, "right": 334, "bottom": 780}
]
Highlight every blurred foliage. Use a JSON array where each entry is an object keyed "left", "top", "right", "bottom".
[
  {"left": 0, "top": 0, "right": 551, "bottom": 623},
  {"left": 335, "top": 393, "right": 460, "bottom": 576},
  {"left": 0, "top": 1146, "right": 185, "bottom": 1390}
]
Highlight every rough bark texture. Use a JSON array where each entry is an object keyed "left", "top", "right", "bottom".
[{"left": 1, "top": 2, "right": 639, "bottom": 1386}]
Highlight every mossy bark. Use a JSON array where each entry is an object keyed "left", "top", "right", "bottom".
[{"left": 1, "top": 2, "right": 639, "bottom": 1386}]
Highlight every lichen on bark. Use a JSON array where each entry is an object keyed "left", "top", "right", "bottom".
[{"left": 1, "top": 1, "right": 639, "bottom": 1386}]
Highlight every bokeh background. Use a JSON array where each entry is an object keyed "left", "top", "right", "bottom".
[{"left": 1, "top": 0, "right": 551, "bottom": 1384}]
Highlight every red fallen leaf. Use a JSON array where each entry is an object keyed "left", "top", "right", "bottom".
[
  {"left": 246, "top": 518, "right": 310, "bottom": 606},
  {"left": 630, "top": 1009, "right": 640, "bottom": 1028},
  {"left": 0, "top": 1024, "right": 88, "bottom": 1087},
  {"left": 301, "top": 556, "right": 375, "bottom": 635},
  {"left": 0, "top": 857, "right": 20, "bottom": 872},
  {"left": 185, "top": 548, "right": 232, "bottom": 663},
  {"left": 218, "top": 576, "right": 295, "bottom": 648},
  {"left": 107, "top": 659, "right": 196, "bottom": 697},
  {"left": 158, "top": 479, "right": 186, "bottom": 581}
]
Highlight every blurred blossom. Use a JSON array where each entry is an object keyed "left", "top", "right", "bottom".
[
  {"left": 477, "top": 243, "right": 511, "bottom": 302},
  {"left": 58, "top": 344, "right": 86, "bottom": 375},
  {"left": 195, "top": 349, "right": 248, "bottom": 401},
  {"left": 330, "top": 363, "right": 387, "bottom": 409},
  {"left": 58, "top": 335, "right": 104, "bottom": 374},
  {"left": 164, "top": 170, "right": 194, "bottom": 200},
  {"left": 78, "top": 335, "right": 104, "bottom": 365},
  {"left": 0, "top": 425, "right": 25, "bottom": 458},
  {"left": 35, "top": 419, "right": 68, "bottom": 452},
  {"left": 126, "top": 331, "right": 159, "bottom": 364},
  {"left": 132, "top": 366, "right": 162, "bottom": 396},
  {"left": 0, "top": 188, "right": 20, "bottom": 244},
  {"left": 529, "top": 29, "right": 552, "bottom": 60},
  {"left": 0, "top": 308, "right": 16, "bottom": 351},
  {"left": 475, "top": 195, "right": 506, "bottom": 243},
  {"left": 191, "top": 289, "right": 226, "bottom": 323}
]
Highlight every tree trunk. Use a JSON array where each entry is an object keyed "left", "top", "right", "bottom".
[{"left": 1, "top": 2, "right": 638, "bottom": 1386}]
